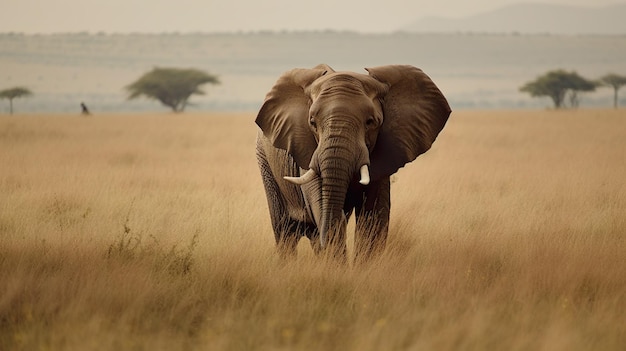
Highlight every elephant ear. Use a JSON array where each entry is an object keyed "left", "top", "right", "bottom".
[
  {"left": 255, "top": 64, "right": 334, "bottom": 169},
  {"left": 366, "top": 65, "right": 451, "bottom": 179}
]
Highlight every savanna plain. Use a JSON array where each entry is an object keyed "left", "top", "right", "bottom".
[{"left": 1, "top": 109, "right": 625, "bottom": 350}]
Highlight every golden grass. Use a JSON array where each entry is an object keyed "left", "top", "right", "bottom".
[{"left": 1, "top": 109, "right": 625, "bottom": 350}]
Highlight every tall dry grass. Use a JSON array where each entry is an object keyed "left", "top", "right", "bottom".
[{"left": 1, "top": 110, "right": 625, "bottom": 350}]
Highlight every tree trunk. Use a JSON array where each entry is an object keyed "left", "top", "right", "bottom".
[
  {"left": 9, "top": 98, "right": 13, "bottom": 115},
  {"left": 551, "top": 91, "right": 564, "bottom": 109}
]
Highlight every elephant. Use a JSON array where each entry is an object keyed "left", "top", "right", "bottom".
[{"left": 255, "top": 64, "right": 451, "bottom": 263}]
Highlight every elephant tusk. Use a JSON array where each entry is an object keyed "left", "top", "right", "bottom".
[
  {"left": 284, "top": 168, "right": 317, "bottom": 185},
  {"left": 359, "top": 165, "right": 370, "bottom": 185}
]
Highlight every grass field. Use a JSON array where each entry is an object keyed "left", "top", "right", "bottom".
[{"left": 1, "top": 109, "right": 625, "bottom": 350}]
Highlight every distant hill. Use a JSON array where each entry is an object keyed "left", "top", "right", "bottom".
[{"left": 401, "top": 3, "right": 626, "bottom": 35}]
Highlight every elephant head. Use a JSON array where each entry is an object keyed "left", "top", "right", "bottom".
[{"left": 256, "top": 64, "right": 451, "bottom": 255}]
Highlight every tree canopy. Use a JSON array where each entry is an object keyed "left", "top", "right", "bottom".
[
  {"left": 520, "top": 70, "right": 596, "bottom": 109},
  {"left": 0, "top": 86, "right": 33, "bottom": 114},
  {"left": 599, "top": 74, "right": 626, "bottom": 109},
  {"left": 125, "top": 67, "right": 220, "bottom": 112}
]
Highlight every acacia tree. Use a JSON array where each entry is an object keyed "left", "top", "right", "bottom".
[
  {"left": 566, "top": 72, "right": 598, "bottom": 109},
  {"left": 126, "top": 67, "right": 220, "bottom": 112},
  {"left": 599, "top": 74, "right": 626, "bottom": 109},
  {"left": 520, "top": 70, "right": 596, "bottom": 109},
  {"left": 0, "top": 87, "right": 33, "bottom": 114}
]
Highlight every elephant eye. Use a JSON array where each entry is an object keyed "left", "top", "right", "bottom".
[
  {"left": 366, "top": 117, "right": 376, "bottom": 127},
  {"left": 309, "top": 117, "right": 316, "bottom": 128}
]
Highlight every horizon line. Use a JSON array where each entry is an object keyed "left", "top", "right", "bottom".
[{"left": 2, "top": 29, "right": 625, "bottom": 37}]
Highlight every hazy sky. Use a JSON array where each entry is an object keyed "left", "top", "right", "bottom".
[{"left": 0, "top": 0, "right": 620, "bottom": 33}]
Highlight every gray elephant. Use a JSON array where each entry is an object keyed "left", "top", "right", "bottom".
[{"left": 255, "top": 64, "right": 451, "bottom": 262}]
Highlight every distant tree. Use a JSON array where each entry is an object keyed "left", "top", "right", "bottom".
[
  {"left": 0, "top": 87, "right": 33, "bottom": 114},
  {"left": 520, "top": 70, "right": 597, "bottom": 109},
  {"left": 125, "top": 67, "right": 220, "bottom": 112},
  {"left": 599, "top": 74, "right": 626, "bottom": 109},
  {"left": 566, "top": 73, "right": 598, "bottom": 109}
]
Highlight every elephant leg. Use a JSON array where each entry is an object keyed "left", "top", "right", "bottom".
[
  {"left": 259, "top": 175, "right": 302, "bottom": 259},
  {"left": 256, "top": 141, "right": 301, "bottom": 259},
  {"left": 354, "top": 177, "right": 391, "bottom": 263},
  {"left": 275, "top": 218, "right": 306, "bottom": 260}
]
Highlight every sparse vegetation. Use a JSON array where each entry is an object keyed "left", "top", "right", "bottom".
[
  {"left": 125, "top": 67, "right": 220, "bottom": 112},
  {"left": 520, "top": 70, "right": 597, "bottom": 109},
  {"left": 0, "top": 87, "right": 32, "bottom": 114},
  {"left": 599, "top": 73, "right": 626, "bottom": 109},
  {"left": 1, "top": 110, "right": 625, "bottom": 350},
  {"left": 3, "top": 33, "right": 626, "bottom": 111}
]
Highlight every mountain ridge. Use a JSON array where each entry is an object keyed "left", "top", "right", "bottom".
[{"left": 402, "top": 3, "right": 626, "bottom": 35}]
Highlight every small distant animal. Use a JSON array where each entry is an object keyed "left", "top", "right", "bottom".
[{"left": 81, "top": 102, "right": 90, "bottom": 115}]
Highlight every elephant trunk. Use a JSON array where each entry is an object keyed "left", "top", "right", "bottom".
[
  {"left": 319, "top": 154, "right": 351, "bottom": 258},
  {"left": 316, "top": 125, "right": 370, "bottom": 259}
]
